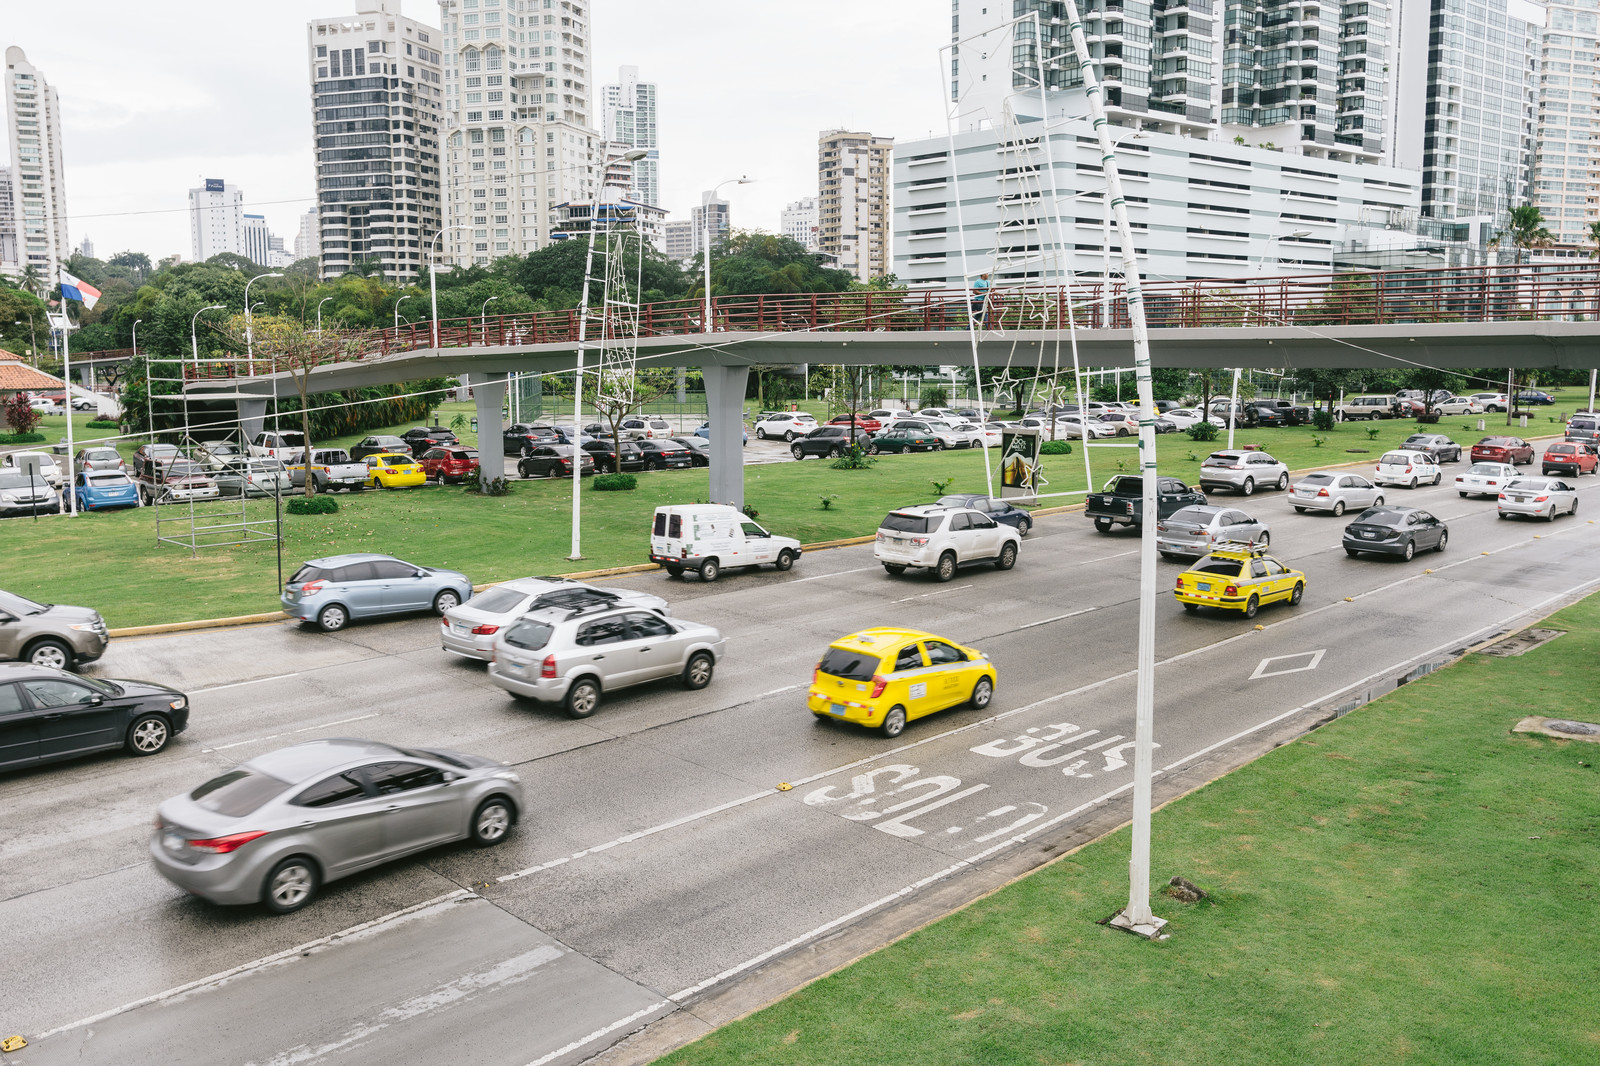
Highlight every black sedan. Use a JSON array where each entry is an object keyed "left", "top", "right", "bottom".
[
  {"left": 1516, "top": 390, "right": 1555, "bottom": 406},
  {"left": 350, "top": 435, "right": 410, "bottom": 462},
  {"left": 401, "top": 426, "right": 459, "bottom": 457},
  {"left": 936, "top": 493, "right": 1035, "bottom": 536},
  {"left": 1342, "top": 506, "right": 1448, "bottom": 561},
  {"left": 791, "top": 424, "right": 872, "bottom": 459},
  {"left": 517, "top": 445, "right": 595, "bottom": 479},
  {"left": 635, "top": 440, "right": 694, "bottom": 470},
  {"left": 669, "top": 436, "right": 712, "bottom": 467},
  {"left": 504, "top": 423, "right": 562, "bottom": 456},
  {"left": 582, "top": 438, "right": 646, "bottom": 473},
  {"left": 1399, "top": 433, "right": 1463, "bottom": 463},
  {"left": 0, "top": 662, "right": 188, "bottom": 772}
]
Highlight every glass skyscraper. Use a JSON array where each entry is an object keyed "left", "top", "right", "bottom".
[{"left": 1531, "top": 0, "right": 1599, "bottom": 244}]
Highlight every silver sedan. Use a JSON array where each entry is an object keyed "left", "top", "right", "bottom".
[
  {"left": 1289, "top": 472, "right": 1383, "bottom": 516},
  {"left": 150, "top": 738, "right": 522, "bottom": 913},
  {"left": 441, "top": 576, "right": 670, "bottom": 661},
  {"left": 1156, "top": 505, "right": 1270, "bottom": 559},
  {"left": 1497, "top": 477, "right": 1580, "bottom": 521}
]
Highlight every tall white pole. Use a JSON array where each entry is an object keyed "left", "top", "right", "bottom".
[
  {"left": 1063, "top": 0, "right": 1164, "bottom": 936},
  {"left": 1588, "top": 368, "right": 1596, "bottom": 413},
  {"left": 570, "top": 195, "right": 607, "bottom": 560},
  {"left": 61, "top": 305, "right": 76, "bottom": 516},
  {"left": 243, "top": 272, "right": 284, "bottom": 377},
  {"left": 1228, "top": 367, "right": 1241, "bottom": 450},
  {"left": 394, "top": 294, "right": 412, "bottom": 339},
  {"left": 702, "top": 191, "right": 713, "bottom": 334},
  {"left": 317, "top": 296, "right": 332, "bottom": 336}
]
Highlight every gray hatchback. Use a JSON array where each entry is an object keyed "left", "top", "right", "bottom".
[
  {"left": 281, "top": 553, "right": 473, "bottom": 632},
  {"left": 150, "top": 738, "right": 522, "bottom": 913}
]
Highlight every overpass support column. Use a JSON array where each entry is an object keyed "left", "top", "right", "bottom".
[
  {"left": 237, "top": 397, "right": 268, "bottom": 442},
  {"left": 702, "top": 364, "right": 749, "bottom": 507},
  {"left": 466, "top": 372, "right": 507, "bottom": 490}
]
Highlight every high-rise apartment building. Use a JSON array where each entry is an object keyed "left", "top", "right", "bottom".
[
  {"left": 781, "top": 196, "right": 819, "bottom": 250},
  {"left": 307, "top": 0, "right": 445, "bottom": 281},
  {"left": 663, "top": 218, "right": 695, "bottom": 261},
  {"left": 0, "top": 166, "right": 16, "bottom": 272},
  {"left": 601, "top": 65, "right": 659, "bottom": 206},
  {"left": 4, "top": 47, "right": 69, "bottom": 280},
  {"left": 189, "top": 178, "right": 246, "bottom": 263},
  {"left": 294, "top": 207, "right": 321, "bottom": 261},
  {"left": 243, "top": 214, "right": 274, "bottom": 266},
  {"left": 1531, "top": 0, "right": 1597, "bottom": 244},
  {"left": 437, "top": 0, "right": 600, "bottom": 267},
  {"left": 690, "top": 197, "right": 730, "bottom": 257},
  {"left": 817, "top": 130, "right": 891, "bottom": 284}
]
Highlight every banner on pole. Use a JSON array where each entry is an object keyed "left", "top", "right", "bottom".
[{"left": 999, "top": 428, "right": 1041, "bottom": 501}]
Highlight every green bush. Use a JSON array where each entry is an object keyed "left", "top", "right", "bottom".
[
  {"left": 920, "top": 387, "right": 949, "bottom": 409},
  {"left": 741, "top": 503, "right": 760, "bottom": 520},
  {"left": 0, "top": 432, "right": 45, "bottom": 445},
  {"left": 1186, "top": 420, "right": 1220, "bottom": 442},
  {"left": 286, "top": 495, "right": 339, "bottom": 515},
  {"left": 85, "top": 420, "right": 119, "bottom": 429},
  {"left": 594, "top": 473, "right": 637, "bottom": 492},
  {"left": 1040, "top": 440, "right": 1073, "bottom": 455},
  {"left": 1312, "top": 409, "right": 1336, "bottom": 430},
  {"left": 463, "top": 470, "right": 511, "bottom": 495},
  {"left": 830, "top": 443, "right": 876, "bottom": 469}
]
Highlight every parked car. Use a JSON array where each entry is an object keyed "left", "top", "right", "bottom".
[
  {"left": 1565, "top": 414, "right": 1600, "bottom": 447},
  {"left": 0, "top": 589, "right": 108, "bottom": 669},
  {"left": 286, "top": 448, "right": 368, "bottom": 494},
  {"left": 1398, "top": 433, "right": 1463, "bottom": 463},
  {"left": 1470, "top": 436, "right": 1534, "bottom": 465},
  {"left": 582, "top": 438, "right": 646, "bottom": 473},
  {"left": 350, "top": 434, "right": 411, "bottom": 462},
  {"left": 132, "top": 443, "right": 180, "bottom": 469},
  {"left": 1541, "top": 442, "right": 1598, "bottom": 477},
  {"left": 875, "top": 504, "right": 1021, "bottom": 581},
  {"left": 1454, "top": 461, "right": 1519, "bottom": 498},
  {"left": 916, "top": 408, "right": 967, "bottom": 422},
  {"left": 1343, "top": 506, "right": 1448, "bottom": 559},
  {"left": 635, "top": 439, "right": 695, "bottom": 470},
  {"left": 503, "top": 423, "right": 562, "bottom": 456},
  {"left": 828, "top": 413, "right": 883, "bottom": 433},
  {"left": 649, "top": 504, "right": 802, "bottom": 581},
  {"left": 792, "top": 424, "right": 873, "bottom": 459},
  {"left": 1198, "top": 450, "right": 1290, "bottom": 496},
  {"left": 693, "top": 421, "right": 749, "bottom": 445},
  {"left": 487, "top": 603, "right": 725, "bottom": 718},
  {"left": 617, "top": 416, "right": 676, "bottom": 441},
  {"left": 419, "top": 446, "right": 480, "bottom": 484},
  {"left": 27, "top": 398, "right": 64, "bottom": 416},
  {"left": 0, "top": 471, "right": 61, "bottom": 517},
  {"left": 1013, "top": 414, "right": 1113, "bottom": 440},
  {"left": 1173, "top": 543, "right": 1305, "bottom": 618},
  {"left": 1158, "top": 408, "right": 1212, "bottom": 431},
  {"left": 249, "top": 431, "right": 310, "bottom": 461},
  {"left": 807, "top": 627, "right": 995, "bottom": 738},
  {"left": 754, "top": 413, "right": 818, "bottom": 442},
  {"left": 962, "top": 422, "right": 1003, "bottom": 446},
  {"left": 1435, "top": 396, "right": 1484, "bottom": 416},
  {"left": 1498, "top": 477, "right": 1580, "bottom": 521},
  {"left": 400, "top": 426, "right": 459, "bottom": 457},
  {"left": 66, "top": 470, "right": 140, "bottom": 512},
  {"left": 135, "top": 457, "right": 219, "bottom": 506},
  {"left": 1469, "top": 392, "right": 1511, "bottom": 413},
  {"left": 193, "top": 440, "right": 250, "bottom": 471},
  {"left": 281, "top": 553, "right": 472, "bottom": 632},
  {"left": 1289, "top": 472, "right": 1383, "bottom": 516},
  {"left": 928, "top": 419, "right": 986, "bottom": 448},
  {"left": 517, "top": 444, "right": 595, "bottom": 479},
  {"left": 149, "top": 738, "right": 521, "bottom": 913},
  {"left": 0, "top": 662, "right": 187, "bottom": 772},
  {"left": 870, "top": 420, "right": 944, "bottom": 453},
  {"left": 1094, "top": 412, "right": 1140, "bottom": 436},
  {"left": 2, "top": 450, "right": 64, "bottom": 489},
  {"left": 214, "top": 458, "right": 293, "bottom": 498},
  {"left": 670, "top": 435, "right": 712, "bottom": 467},
  {"left": 360, "top": 452, "right": 425, "bottom": 490},
  {"left": 865, "top": 409, "right": 904, "bottom": 423},
  {"left": 441, "top": 577, "right": 670, "bottom": 662},
  {"left": 74, "top": 446, "right": 126, "bottom": 474},
  {"left": 936, "top": 493, "right": 1035, "bottom": 536},
  {"left": 1155, "top": 505, "right": 1270, "bottom": 559},
  {"left": 1373, "top": 449, "right": 1443, "bottom": 489},
  {"left": 1515, "top": 389, "right": 1555, "bottom": 406},
  {"left": 1333, "top": 395, "right": 1399, "bottom": 421}
]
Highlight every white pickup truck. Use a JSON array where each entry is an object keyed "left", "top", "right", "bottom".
[{"left": 284, "top": 448, "right": 368, "bottom": 493}]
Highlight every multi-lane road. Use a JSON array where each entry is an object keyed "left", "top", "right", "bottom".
[{"left": 7, "top": 455, "right": 1600, "bottom": 1066}]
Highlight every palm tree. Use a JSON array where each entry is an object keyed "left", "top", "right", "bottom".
[
  {"left": 1587, "top": 220, "right": 1600, "bottom": 260},
  {"left": 1494, "top": 204, "right": 1555, "bottom": 264},
  {"left": 18, "top": 264, "right": 43, "bottom": 298}
]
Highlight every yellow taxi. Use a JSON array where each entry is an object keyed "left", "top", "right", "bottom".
[
  {"left": 364, "top": 452, "right": 426, "bottom": 490},
  {"left": 1173, "top": 542, "right": 1305, "bottom": 618},
  {"left": 808, "top": 627, "right": 996, "bottom": 738}
]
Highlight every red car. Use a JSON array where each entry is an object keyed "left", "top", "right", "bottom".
[
  {"left": 1541, "top": 441, "right": 1598, "bottom": 477},
  {"left": 1471, "top": 436, "right": 1534, "bottom": 465},
  {"left": 828, "top": 413, "right": 883, "bottom": 433},
  {"left": 420, "top": 446, "right": 480, "bottom": 484}
]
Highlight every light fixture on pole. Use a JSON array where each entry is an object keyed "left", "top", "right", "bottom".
[
  {"left": 702, "top": 176, "right": 752, "bottom": 333},
  {"left": 481, "top": 295, "right": 500, "bottom": 343},
  {"left": 316, "top": 296, "right": 333, "bottom": 335},
  {"left": 394, "top": 294, "right": 413, "bottom": 339},
  {"left": 428, "top": 225, "right": 472, "bottom": 349},
  {"left": 243, "top": 272, "right": 284, "bottom": 377}
]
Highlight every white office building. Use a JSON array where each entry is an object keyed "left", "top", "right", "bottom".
[
  {"left": 4, "top": 47, "right": 69, "bottom": 281},
  {"left": 307, "top": 0, "right": 445, "bottom": 281},
  {"left": 663, "top": 218, "right": 695, "bottom": 261},
  {"left": 0, "top": 166, "right": 16, "bottom": 272},
  {"left": 1531, "top": 0, "right": 1595, "bottom": 245},
  {"left": 781, "top": 196, "right": 819, "bottom": 250},
  {"left": 243, "top": 214, "right": 274, "bottom": 266},
  {"left": 188, "top": 179, "right": 246, "bottom": 262},
  {"left": 437, "top": 0, "right": 600, "bottom": 266},
  {"left": 601, "top": 65, "right": 659, "bottom": 207},
  {"left": 293, "top": 207, "right": 320, "bottom": 261},
  {"left": 691, "top": 197, "right": 730, "bottom": 257},
  {"left": 550, "top": 196, "right": 667, "bottom": 248}
]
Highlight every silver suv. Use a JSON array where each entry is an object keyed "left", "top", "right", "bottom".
[
  {"left": 0, "top": 589, "right": 109, "bottom": 669},
  {"left": 488, "top": 604, "right": 726, "bottom": 717},
  {"left": 1198, "top": 450, "right": 1290, "bottom": 496},
  {"left": 874, "top": 504, "right": 1022, "bottom": 581}
]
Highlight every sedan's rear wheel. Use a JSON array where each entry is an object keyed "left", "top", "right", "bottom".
[
  {"left": 1243, "top": 594, "right": 1260, "bottom": 619},
  {"left": 883, "top": 563, "right": 906, "bottom": 575},
  {"left": 262, "top": 857, "right": 319, "bottom": 914},
  {"left": 1346, "top": 547, "right": 1361, "bottom": 557},
  {"left": 127, "top": 714, "right": 171, "bottom": 755},
  {"left": 1547, "top": 505, "right": 1557, "bottom": 522},
  {"left": 1294, "top": 506, "right": 1306, "bottom": 514},
  {"left": 565, "top": 678, "right": 601, "bottom": 718},
  {"left": 1182, "top": 602, "right": 1199, "bottom": 613},
  {"left": 1403, "top": 540, "right": 1416, "bottom": 560},
  {"left": 881, "top": 706, "right": 907, "bottom": 738},
  {"left": 317, "top": 604, "right": 348, "bottom": 632},
  {"left": 471, "top": 797, "right": 514, "bottom": 846},
  {"left": 969, "top": 677, "right": 993, "bottom": 709},
  {"left": 1332, "top": 500, "right": 1345, "bottom": 517},
  {"left": 683, "top": 652, "right": 714, "bottom": 690},
  {"left": 1408, "top": 477, "right": 1418, "bottom": 489}
]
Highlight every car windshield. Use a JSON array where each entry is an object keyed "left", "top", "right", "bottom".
[
  {"left": 277, "top": 433, "right": 307, "bottom": 446},
  {"left": 252, "top": 460, "right": 285, "bottom": 472},
  {"left": 1402, "top": 437, "right": 1432, "bottom": 446},
  {"left": 1353, "top": 509, "right": 1400, "bottom": 525},
  {"left": 1298, "top": 474, "right": 1334, "bottom": 485},
  {"left": 819, "top": 646, "right": 880, "bottom": 681},
  {"left": 1506, "top": 479, "right": 1548, "bottom": 491},
  {"left": 0, "top": 473, "right": 40, "bottom": 489},
  {"left": 881, "top": 513, "right": 937, "bottom": 534},
  {"left": 471, "top": 586, "right": 530, "bottom": 614},
  {"left": 84, "top": 449, "right": 119, "bottom": 460},
  {"left": 190, "top": 768, "right": 290, "bottom": 817},
  {"left": 1466, "top": 464, "right": 1503, "bottom": 475},
  {"left": 0, "top": 590, "right": 47, "bottom": 615},
  {"left": 504, "top": 619, "right": 554, "bottom": 651}
]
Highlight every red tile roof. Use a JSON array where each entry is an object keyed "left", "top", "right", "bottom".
[{"left": 0, "top": 358, "right": 66, "bottom": 392}]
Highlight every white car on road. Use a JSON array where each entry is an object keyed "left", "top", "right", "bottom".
[
  {"left": 1373, "top": 449, "right": 1443, "bottom": 489},
  {"left": 442, "top": 576, "right": 670, "bottom": 662},
  {"left": 875, "top": 504, "right": 1021, "bottom": 582},
  {"left": 1497, "top": 477, "right": 1579, "bottom": 521},
  {"left": 1289, "top": 472, "right": 1384, "bottom": 515},
  {"left": 1454, "top": 462, "right": 1519, "bottom": 498},
  {"left": 753, "top": 413, "right": 817, "bottom": 442}
]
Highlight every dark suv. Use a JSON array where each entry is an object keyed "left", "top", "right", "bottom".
[
  {"left": 400, "top": 426, "right": 459, "bottom": 457},
  {"left": 791, "top": 424, "right": 872, "bottom": 459}
]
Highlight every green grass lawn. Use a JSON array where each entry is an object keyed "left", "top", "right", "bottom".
[{"left": 658, "top": 595, "right": 1600, "bottom": 1066}]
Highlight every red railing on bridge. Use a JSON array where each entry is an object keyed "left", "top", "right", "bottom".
[{"left": 184, "top": 263, "right": 1600, "bottom": 381}]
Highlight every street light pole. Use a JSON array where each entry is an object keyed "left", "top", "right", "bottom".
[
  {"left": 394, "top": 294, "right": 413, "bottom": 339},
  {"left": 316, "top": 296, "right": 333, "bottom": 336},
  {"left": 702, "top": 177, "right": 752, "bottom": 333},
  {"left": 243, "top": 272, "right": 284, "bottom": 377},
  {"left": 481, "top": 295, "right": 500, "bottom": 344},
  {"left": 428, "top": 224, "right": 471, "bottom": 349},
  {"left": 132, "top": 318, "right": 145, "bottom": 443}
]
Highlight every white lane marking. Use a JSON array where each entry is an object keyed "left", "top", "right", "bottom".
[
  {"left": 33, "top": 890, "right": 472, "bottom": 1041},
  {"left": 1250, "top": 650, "right": 1326, "bottom": 680},
  {"left": 192, "top": 672, "right": 301, "bottom": 694},
  {"left": 1077, "top": 549, "right": 1138, "bottom": 565},
  {"left": 520, "top": 1001, "right": 674, "bottom": 1066},
  {"left": 890, "top": 583, "right": 974, "bottom": 604},
  {"left": 754, "top": 682, "right": 806, "bottom": 699},
  {"left": 203, "top": 713, "right": 381, "bottom": 753},
  {"left": 1014, "top": 607, "right": 1100, "bottom": 630},
  {"left": 786, "top": 565, "right": 880, "bottom": 584}
]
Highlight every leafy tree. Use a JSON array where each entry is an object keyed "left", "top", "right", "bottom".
[
  {"left": 1494, "top": 205, "right": 1554, "bottom": 263},
  {"left": 107, "top": 251, "right": 153, "bottom": 280},
  {"left": 1588, "top": 220, "right": 1600, "bottom": 261},
  {"left": 710, "top": 232, "right": 854, "bottom": 297},
  {"left": 4, "top": 391, "right": 43, "bottom": 435}
]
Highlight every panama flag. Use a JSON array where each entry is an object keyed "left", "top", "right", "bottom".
[{"left": 59, "top": 269, "right": 102, "bottom": 310}]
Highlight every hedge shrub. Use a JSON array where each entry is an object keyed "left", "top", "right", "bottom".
[
  {"left": 1186, "top": 420, "right": 1220, "bottom": 442},
  {"left": 1311, "top": 408, "right": 1336, "bottom": 431},
  {"left": 0, "top": 432, "right": 45, "bottom": 445},
  {"left": 85, "top": 419, "right": 120, "bottom": 429},
  {"left": 1040, "top": 440, "right": 1073, "bottom": 455},
  {"left": 594, "top": 473, "right": 637, "bottom": 492},
  {"left": 287, "top": 495, "right": 339, "bottom": 515}
]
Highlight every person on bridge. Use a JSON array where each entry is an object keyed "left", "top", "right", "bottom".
[{"left": 971, "top": 272, "right": 993, "bottom": 331}]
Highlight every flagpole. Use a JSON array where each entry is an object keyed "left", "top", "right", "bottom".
[{"left": 61, "top": 298, "right": 77, "bottom": 517}]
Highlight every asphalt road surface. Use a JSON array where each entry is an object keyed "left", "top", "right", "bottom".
[{"left": 7, "top": 451, "right": 1600, "bottom": 1066}]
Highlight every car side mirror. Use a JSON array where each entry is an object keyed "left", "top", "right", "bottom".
[
  {"left": 88, "top": 694, "right": 104, "bottom": 706},
  {"left": 414, "top": 570, "right": 428, "bottom": 578},
  {"left": 442, "top": 771, "right": 461, "bottom": 783}
]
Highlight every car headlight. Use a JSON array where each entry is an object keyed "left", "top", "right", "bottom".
[
  {"left": 70, "top": 622, "right": 101, "bottom": 632},
  {"left": 0, "top": 493, "right": 14, "bottom": 502},
  {"left": 167, "top": 697, "right": 188, "bottom": 711},
  {"left": 491, "top": 769, "right": 519, "bottom": 781}
]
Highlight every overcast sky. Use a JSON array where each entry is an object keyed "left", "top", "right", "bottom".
[{"left": 5, "top": 0, "right": 950, "bottom": 262}]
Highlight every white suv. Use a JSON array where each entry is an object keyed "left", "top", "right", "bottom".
[
  {"left": 1198, "top": 450, "right": 1290, "bottom": 496},
  {"left": 874, "top": 504, "right": 1021, "bottom": 582},
  {"left": 618, "top": 416, "right": 674, "bottom": 440},
  {"left": 754, "top": 413, "right": 818, "bottom": 441},
  {"left": 1374, "top": 449, "right": 1443, "bottom": 489}
]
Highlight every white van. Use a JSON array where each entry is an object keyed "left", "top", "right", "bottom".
[{"left": 649, "top": 504, "right": 803, "bottom": 581}]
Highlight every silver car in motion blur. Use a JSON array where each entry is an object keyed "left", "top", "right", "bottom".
[
  {"left": 1156, "top": 505, "right": 1270, "bottom": 559},
  {"left": 150, "top": 738, "right": 522, "bottom": 913},
  {"left": 441, "top": 576, "right": 669, "bottom": 661},
  {"left": 1289, "top": 472, "right": 1383, "bottom": 516}
]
